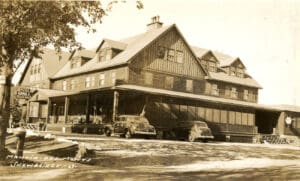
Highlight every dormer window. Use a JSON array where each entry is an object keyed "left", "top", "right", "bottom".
[
  {"left": 99, "top": 48, "right": 112, "bottom": 62},
  {"left": 208, "top": 62, "right": 217, "bottom": 72},
  {"left": 230, "top": 67, "right": 236, "bottom": 76},
  {"left": 237, "top": 68, "right": 244, "bottom": 78}
]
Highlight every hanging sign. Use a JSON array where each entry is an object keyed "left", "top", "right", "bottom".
[{"left": 16, "top": 88, "right": 31, "bottom": 99}]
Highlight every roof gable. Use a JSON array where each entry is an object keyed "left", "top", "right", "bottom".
[
  {"left": 52, "top": 25, "right": 177, "bottom": 79},
  {"left": 96, "top": 38, "right": 127, "bottom": 52},
  {"left": 128, "top": 26, "right": 207, "bottom": 78},
  {"left": 18, "top": 48, "right": 70, "bottom": 85}
]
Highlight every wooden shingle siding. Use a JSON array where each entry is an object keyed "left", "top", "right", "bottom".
[{"left": 130, "top": 29, "right": 205, "bottom": 79}]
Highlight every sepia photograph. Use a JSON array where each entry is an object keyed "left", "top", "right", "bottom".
[{"left": 0, "top": 0, "right": 300, "bottom": 180}]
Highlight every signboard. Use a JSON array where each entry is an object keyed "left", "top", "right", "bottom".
[{"left": 16, "top": 88, "right": 31, "bottom": 99}]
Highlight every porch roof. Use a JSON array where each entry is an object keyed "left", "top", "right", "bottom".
[
  {"left": 29, "top": 89, "right": 78, "bottom": 102},
  {"left": 115, "top": 85, "right": 283, "bottom": 112}
]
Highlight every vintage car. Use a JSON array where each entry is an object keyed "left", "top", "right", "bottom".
[
  {"left": 173, "top": 121, "right": 214, "bottom": 142},
  {"left": 105, "top": 115, "right": 156, "bottom": 138}
]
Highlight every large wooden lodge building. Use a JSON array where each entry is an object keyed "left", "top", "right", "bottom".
[{"left": 18, "top": 16, "right": 300, "bottom": 142}]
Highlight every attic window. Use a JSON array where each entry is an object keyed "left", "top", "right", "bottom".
[
  {"left": 158, "top": 46, "right": 184, "bottom": 64},
  {"left": 70, "top": 58, "right": 82, "bottom": 69}
]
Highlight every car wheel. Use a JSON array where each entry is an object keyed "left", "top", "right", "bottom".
[
  {"left": 105, "top": 128, "right": 112, "bottom": 137},
  {"left": 124, "top": 129, "right": 131, "bottom": 139}
]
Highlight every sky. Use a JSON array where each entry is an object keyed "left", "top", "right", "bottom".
[{"left": 14, "top": 0, "right": 300, "bottom": 106}]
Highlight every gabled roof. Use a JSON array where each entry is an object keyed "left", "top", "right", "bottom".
[
  {"left": 212, "top": 51, "right": 236, "bottom": 67},
  {"left": 96, "top": 38, "right": 127, "bottom": 52},
  {"left": 207, "top": 72, "right": 262, "bottom": 88},
  {"left": 212, "top": 51, "right": 246, "bottom": 68},
  {"left": 52, "top": 24, "right": 207, "bottom": 79},
  {"left": 18, "top": 48, "right": 70, "bottom": 85},
  {"left": 191, "top": 47, "right": 210, "bottom": 58}
]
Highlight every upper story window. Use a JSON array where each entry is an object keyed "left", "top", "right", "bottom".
[
  {"left": 145, "top": 72, "right": 153, "bottom": 85},
  {"left": 91, "top": 76, "right": 95, "bottom": 87},
  {"left": 70, "top": 79, "right": 75, "bottom": 90},
  {"left": 62, "top": 80, "right": 67, "bottom": 91},
  {"left": 165, "top": 76, "right": 174, "bottom": 89},
  {"left": 237, "top": 68, "right": 244, "bottom": 78},
  {"left": 70, "top": 58, "right": 83, "bottom": 69},
  {"left": 243, "top": 89, "right": 249, "bottom": 100},
  {"left": 186, "top": 79, "right": 193, "bottom": 92},
  {"left": 99, "top": 48, "right": 112, "bottom": 62},
  {"left": 231, "top": 87, "right": 238, "bottom": 98},
  {"left": 85, "top": 77, "right": 91, "bottom": 88},
  {"left": 208, "top": 62, "right": 217, "bottom": 72},
  {"left": 99, "top": 73, "right": 105, "bottom": 86},
  {"left": 167, "top": 49, "right": 175, "bottom": 62},
  {"left": 111, "top": 72, "right": 116, "bottom": 85},
  {"left": 230, "top": 67, "right": 236, "bottom": 76},
  {"left": 158, "top": 46, "right": 184, "bottom": 64},
  {"left": 176, "top": 50, "right": 184, "bottom": 63},
  {"left": 211, "top": 84, "right": 219, "bottom": 95},
  {"left": 29, "top": 59, "right": 42, "bottom": 82}
]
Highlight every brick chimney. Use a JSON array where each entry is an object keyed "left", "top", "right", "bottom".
[{"left": 147, "top": 16, "right": 163, "bottom": 31}]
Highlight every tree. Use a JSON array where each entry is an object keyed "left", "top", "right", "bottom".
[{"left": 0, "top": 0, "right": 143, "bottom": 160}]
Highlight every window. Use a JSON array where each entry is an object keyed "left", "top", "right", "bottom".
[
  {"left": 237, "top": 68, "right": 244, "bottom": 78},
  {"left": 62, "top": 80, "right": 67, "bottom": 91},
  {"left": 230, "top": 67, "right": 236, "bottom": 76},
  {"left": 186, "top": 79, "right": 193, "bottom": 92},
  {"left": 176, "top": 50, "right": 184, "bottom": 63},
  {"left": 165, "top": 76, "right": 174, "bottom": 89},
  {"left": 99, "top": 48, "right": 112, "bottom": 62},
  {"left": 111, "top": 72, "right": 116, "bottom": 85},
  {"left": 208, "top": 62, "right": 216, "bottom": 72},
  {"left": 211, "top": 84, "right": 219, "bottom": 95},
  {"left": 85, "top": 77, "right": 91, "bottom": 88},
  {"left": 231, "top": 87, "right": 237, "bottom": 98},
  {"left": 70, "top": 79, "right": 75, "bottom": 90},
  {"left": 91, "top": 76, "right": 95, "bottom": 87},
  {"left": 99, "top": 73, "right": 105, "bottom": 86},
  {"left": 167, "top": 49, "right": 175, "bottom": 62},
  {"left": 99, "top": 50, "right": 105, "bottom": 62},
  {"left": 145, "top": 72, "right": 153, "bottom": 85},
  {"left": 105, "top": 49, "right": 112, "bottom": 60},
  {"left": 244, "top": 89, "right": 249, "bottom": 100}
]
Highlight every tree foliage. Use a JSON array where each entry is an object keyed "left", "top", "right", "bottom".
[{"left": 0, "top": 0, "right": 143, "bottom": 160}]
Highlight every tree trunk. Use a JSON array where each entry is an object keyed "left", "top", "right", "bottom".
[{"left": 0, "top": 63, "right": 13, "bottom": 160}]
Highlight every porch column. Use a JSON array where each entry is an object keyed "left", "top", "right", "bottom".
[
  {"left": 25, "top": 101, "right": 30, "bottom": 123},
  {"left": 112, "top": 91, "right": 119, "bottom": 123},
  {"left": 85, "top": 94, "right": 90, "bottom": 123},
  {"left": 46, "top": 98, "right": 52, "bottom": 124},
  {"left": 64, "top": 96, "right": 70, "bottom": 124}
]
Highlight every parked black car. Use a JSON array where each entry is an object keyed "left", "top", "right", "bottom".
[
  {"left": 105, "top": 115, "right": 156, "bottom": 138},
  {"left": 173, "top": 120, "right": 214, "bottom": 142}
]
